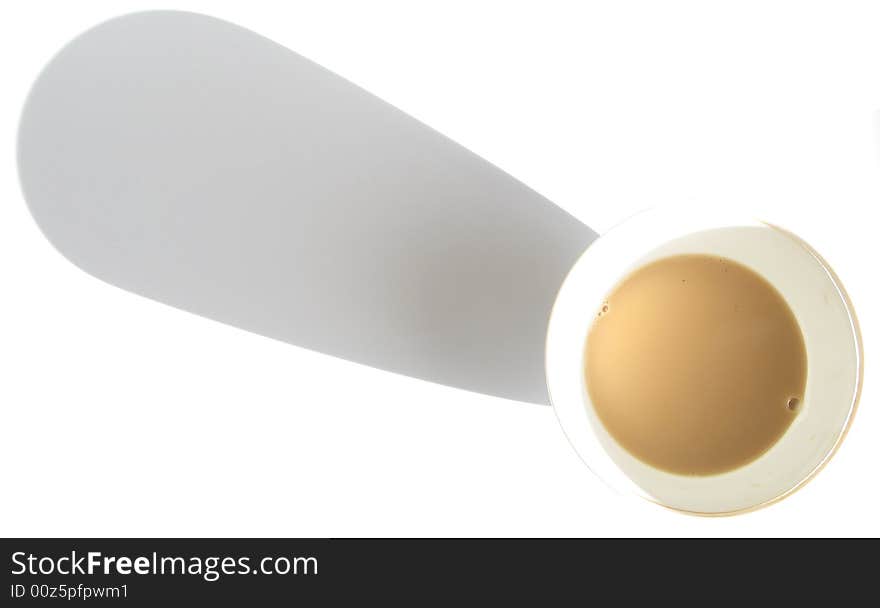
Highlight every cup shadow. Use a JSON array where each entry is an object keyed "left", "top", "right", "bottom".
[{"left": 17, "top": 10, "right": 597, "bottom": 404}]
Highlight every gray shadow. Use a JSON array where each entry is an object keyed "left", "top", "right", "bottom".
[{"left": 17, "top": 11, "right": 596, "bottom": 405}]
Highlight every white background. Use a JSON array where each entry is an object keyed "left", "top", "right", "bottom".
[{"left": 1, "top": 1, "right": 877, "bottom": 537}]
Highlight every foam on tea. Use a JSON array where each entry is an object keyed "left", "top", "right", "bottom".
[{"left": 585, "top": 254, "right": 807, "bottom": 476}]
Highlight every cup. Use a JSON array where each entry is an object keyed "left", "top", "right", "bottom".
[{"left": 546, "top": 207, "right": 862, "bottom": 514}]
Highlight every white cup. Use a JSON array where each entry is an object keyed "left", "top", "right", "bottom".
[{"left": 546, "top": 207, "right": 863, "bottom": 515}]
